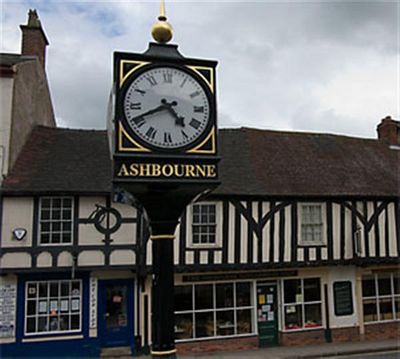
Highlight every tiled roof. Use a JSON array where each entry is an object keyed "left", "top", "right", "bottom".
[{"left": 2, "top": 126, "right": 399, "bottom": 197}]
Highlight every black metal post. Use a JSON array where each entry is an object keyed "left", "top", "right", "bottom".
[{"left": 151, "top": 235, "right": 176, "bottom": 358}]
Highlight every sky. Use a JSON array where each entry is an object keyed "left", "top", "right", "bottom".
[{"left": 0, "top": 0, "right": 399, "bottom": 139}]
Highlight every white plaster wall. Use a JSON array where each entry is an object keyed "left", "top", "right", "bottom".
[
  {"left": 109, "top": 249, "right": 136, "bottom": 265},
  {"left": 327, "top": 266, "right": 358, "bottom": 328},
  {"left": 78, "top": 251, "right": 105, "bottom": 266},
  {"left": 111, "top": 223, "right": 137, "bottom": 245},
  {"left": 78, "top": 197, "right": 106, "bottom": 245},
  {"left": 0, "top": 77, "right": 14, "bottom": 178},
  {"left": 36, "top": 251, "right": 52, "bottom": 267},
  {"left": 0, "top": 252, "right": 31, "bottom": 268},
  {"left": 1, "top": 197, "right": 33, "bottom": 247},
  {"left": 57, "top": 251, "right": 73, "bottom": 267}
]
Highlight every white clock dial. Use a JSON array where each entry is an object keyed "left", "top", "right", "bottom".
[{"left": 123, "top": 67, "right": 210, "bottom": 149}]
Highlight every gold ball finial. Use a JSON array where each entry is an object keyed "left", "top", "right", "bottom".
[{"left": 151, "top": 0, "right": 173, "bottom": 44}]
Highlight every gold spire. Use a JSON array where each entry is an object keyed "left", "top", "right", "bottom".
[{"left": 151, "top": 0, "right": 173, "bottom": 44}]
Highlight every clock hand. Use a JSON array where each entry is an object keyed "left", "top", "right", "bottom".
[
  {"left": 161, "top": 99, "right": 185, "bottom": 127},
  {"left": 131, "top": 104, "right": 166, "bottom": 122}
]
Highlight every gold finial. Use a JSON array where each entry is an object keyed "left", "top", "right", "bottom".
[{"left": 151, "top": 0, "right": 173, "bottom": 44}]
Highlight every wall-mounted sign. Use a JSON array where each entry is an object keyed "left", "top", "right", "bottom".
[
  {"left": 333, "top": 281, "right": 354, "bottom": 316},
  {"left": 89, "top": 277, "right": 97, "bottom": 329},
  {"left": 0, "top": 284, "right": 16, "bottom": 338},
  {"left": 12, "top": 228, "right": 27, "bottom": 241}
]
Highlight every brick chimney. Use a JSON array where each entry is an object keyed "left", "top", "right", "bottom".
[
  {"left": 20, "top": 9, "right": 49, "bottom": 69},
  {"left": 377, "top": 115, "right": 400, "bottom": 146}
]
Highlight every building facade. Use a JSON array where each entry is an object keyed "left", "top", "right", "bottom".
[{"left": 1, "top": 10, "right": 399, "bottom": 358}]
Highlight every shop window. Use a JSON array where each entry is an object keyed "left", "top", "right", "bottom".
[
  {"left": 362, "top": 273, "right": 400, "bottom": 323},
  {"left": 191, "top": 203, "right": 216, "bottom": 245},
  {"left": 39, "top": 197, "right": 73, "bottom": 245},
  {"left": 174, "top": 282, "right": 255, "bottom": 341},
  {"left": 25, "top": 280, "right": 82, "bottom": 335},
  {"left": 299, "top": 204, "right": 325, "bottom": 245},
  {"left": 283, "top": 278, "right": 322, "bottom": 330}
]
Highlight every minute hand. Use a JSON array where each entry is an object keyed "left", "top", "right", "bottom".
[{"left": 131, "top": 105, "right": 166, "bottom": 121}]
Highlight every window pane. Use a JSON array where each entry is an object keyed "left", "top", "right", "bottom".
[
  {"left": 41, "top": 198, "right": 51, "bottom": 208},
  {"left": 394, "top": 275, "right": 400, "bottom": 295},
  {"left": 50, "top": 282, "right": 59, "bottom": 297},
  {"left": 379, "top": 298, "right": 394, "bottom": 320},
  {"left": 60, "top": 315, "right": 70, "bottom": 331},
  {"left": 195, "top": 311, "right": 214, "bottom": 338},
  {"left": 39, "top": 283, "right": 48, "bottom": 297},
  {"left": 237, "top": 309, "right": 252, "bottom": 334},
  {"left": 304, "top": 278, "right": 320, "bottom": 302},
  {"left": 236, "top": 282, "right": 251, "bottom": 307},
  {"left": 363, "top": 299, "right": 378, "bottom": 322},
  {"left": 378, "top": 274, "right": 392, "bottom": 296},
  {"left": 175, "top": 313, "right": 193, "bottom": 340},
  {"left": 26, "top": 317, "right": 36, "bottom": 333},
  {"left": 71, "top": 315, "right": 80, "bottom": 330},
  {"left": 284, "top": 279, "right": 301, "bottom": 304},
  {"left": 195, "top": 284, "right": 213, "bottom": 310},
  {"left": 216, "top": 283, "right": 233, "bottom": 308},
  {"left": 395, "top": 298, "right": 400, "bottom": 319},
  {"left": 362, "top": 276, "right": 376, "bottom": 297},
  {"left": 175, "top": 285, "right": 192, "bottom": 312},
  {"left": 38, "top": 316, "right": 48, "bottom": 332},
  {"left": 27, "top": 300, "right": 37, "bottom": 315},
  {"left": 304, "top": 303, "right": 322, "bottom": 328},
  {"left": 27, "top": 283, "right": 37, "bottom": 298},
  {"left": 284, "top": 305, "right": 302, "bottom": 330},
  {"left": 216, "top": 310, "right": 234, "bottom": 336}
]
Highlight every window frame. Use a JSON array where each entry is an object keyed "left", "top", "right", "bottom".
[
  {"left": 298, "top": 203, "right": 327, "bottom": 246},
  {"left": 188, "top": 202, "right": 222, "bottom": 248},
  {"left": 281, "top": 277, "right": 323, "bottom": 332},
  {"left": 38, "top": 196, "right": 74, "bottom": 246},
  {"left": 24, "top": 279, "right": 82, "bottom": 336},
  {"left": 174, "top": 281, "right": 256, "bottom": 341},
  {"left": 362, "top": 272, "right": 400, "bottom": 324}
]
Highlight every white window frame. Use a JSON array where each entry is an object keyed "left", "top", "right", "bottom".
[
  {"left": 362, "top": 272, "right": 400, "bottom": 324},
  {"left": 188, "top": 202, "right": 222, "bottom": 248},
  {"left": 298, "top": 203, "right": 326, "bottom": 246},
  {"left": 174, "top": 281, "right": 256, "bottom": 341},
  {"left": 281, "top": 277, "right": 323, "bottom": 332},
  {"left": 38, "top": 197, "right": 74, "bottom": 246},
  {"left": 24, "top": 279, "right": 82, "bottom": 336}
]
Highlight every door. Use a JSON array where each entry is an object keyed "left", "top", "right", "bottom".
[
  {"left": 257, "top": 282, "right": 279, "bottom": 347},
  {"left": 99, "top": 279, "right": 134, "bottom": 348}
]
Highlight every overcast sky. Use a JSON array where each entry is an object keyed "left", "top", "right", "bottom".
[{"left": 1, "top": 1, "right": 399, "bottom": 139}]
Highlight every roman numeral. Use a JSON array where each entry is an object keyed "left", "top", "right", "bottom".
[
  {"left": 164, "top": 132, "right": 172, "bottom": 143},
  {"left": 146, "top": 126, "right": 157, "bottom": 139},
  {"left": 134, "top": 89, "right": 146, "bottom": 95},
  {"left": 145, "top": 75, "right": 157, "bottom": 86},
  {"left": 190, "top": 91, "right": 200, "bottom": 98},
  {"left": 132, "top": 117, "right": 146, "bottom": 128},
  {"left": 180, "top": 77, "right": 188, "bottom": 88},
  {"left": 163, "top": 72, "right": 173, "bottom": 83},
  {"left": 189, "top": 118, "right": 201, "bottom": 129},
  {"left": 193, "top": 106, "right": 204, "bottom": 113},
  {"left": 130, "top": 102, "right": 141, "bottom": 110},
  {"left": 181, "top": 130, "right": 189, "bottom": 139}
]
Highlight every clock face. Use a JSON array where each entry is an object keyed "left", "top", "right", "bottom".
[{"left": 123, "top": 66, "right": 211, "bottom": 149}]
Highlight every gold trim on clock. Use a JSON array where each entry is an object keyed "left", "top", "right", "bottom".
[
  {"left": 186, "top": 65, "right": 214, "bottom": 93},
  {"left": 118, "top": 122, "right": 152, "bottom": 152},
  {"left": 187, "top": 127, "right": 216, "bottom": 154},
  {"left": 120, "top": 60, "right": 151, "bottom": 87}
]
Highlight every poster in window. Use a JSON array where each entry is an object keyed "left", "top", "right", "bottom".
[
  {"left": 39, "top": 301, "right": 47, "bottom": 313},
  {"left": 71, "top": 299, "right": 80, "bottom": 311},
  {"left": 61, "top": 299, "right": 69, "bottom": 312},
  {"left": 333, "top": 281, "right": 353, "bottom": 316},
  {"left": 50, "top": 300, "right": 58, "bottom": 311}
]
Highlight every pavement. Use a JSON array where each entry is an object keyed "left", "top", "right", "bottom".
[{"left": 174, "top": 339, "right": 400, "bottom": 359}]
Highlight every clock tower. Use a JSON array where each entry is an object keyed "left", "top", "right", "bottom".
[{"left": 111, "top": 2, "right": 219, "bottom": 357}]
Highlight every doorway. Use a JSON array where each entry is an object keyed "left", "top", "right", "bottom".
[
  {"left": 256, "top": 282, "right": 279, "bottom": 347},
  {"left": 98, "top": 279, "right": 134, "bottom": 348}
]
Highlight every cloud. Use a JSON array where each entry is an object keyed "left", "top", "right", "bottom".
[{"left": 1, "top": 1, "right": 398, "bottom": 139}]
